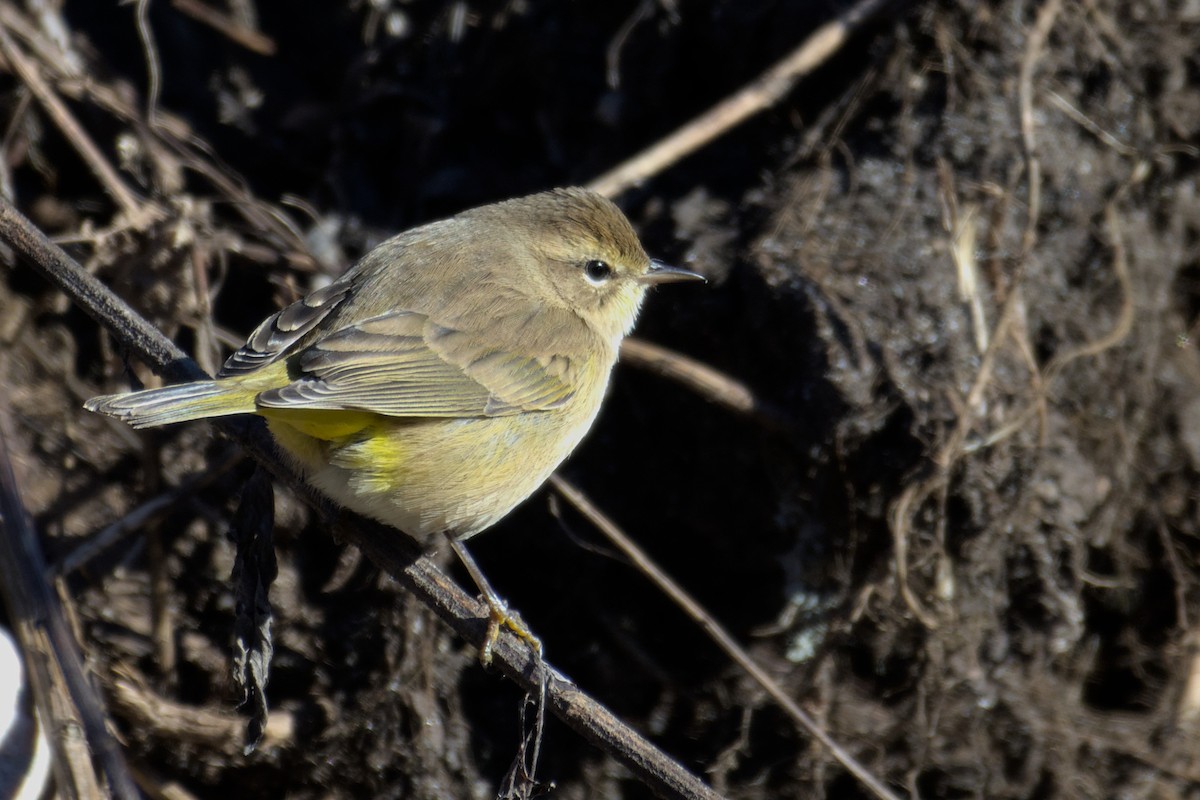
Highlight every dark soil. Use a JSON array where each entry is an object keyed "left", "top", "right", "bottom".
[{"left": 3, "top": 0, "right": 1200, "bottom": 798}]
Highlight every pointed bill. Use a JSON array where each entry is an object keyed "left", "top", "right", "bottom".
[{"left": 639, "top": 259, "right": 706, "bottom": 285}]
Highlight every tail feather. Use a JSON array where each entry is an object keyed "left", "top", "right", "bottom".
[{"left": 84, "top": 381, "right": 258, "bottom": 429}]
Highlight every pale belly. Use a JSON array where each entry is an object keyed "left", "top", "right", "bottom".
[{"left": 268, "top": 402, "right": 601, "bottom": 541}]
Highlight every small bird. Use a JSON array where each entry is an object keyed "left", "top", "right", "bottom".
[{"left": 86, "top": 187, "right": 702, "bottom": 659}]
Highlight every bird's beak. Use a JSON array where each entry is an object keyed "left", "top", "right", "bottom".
[{"left": 639, "top": 259, "right": 706, "bottom": 285}]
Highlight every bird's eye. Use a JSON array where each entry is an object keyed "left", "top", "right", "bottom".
[{"left": 583, "top": 259, "right": 613, "bottom": 285}]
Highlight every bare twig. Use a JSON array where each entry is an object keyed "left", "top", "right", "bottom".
[
  {"left": 171, "top": 0, "right": 277, "bottom": 56},
  {"left": 967, "top": 163, "right": 1144, "bottom": 454},
  {"left": 1044, "top": 90, "right": 1138, "bottom": 157},
  {"left": 587, "top": 0, "right": 891, "bottom": 198},
  {"left": 142, "top": 442, "right": 177, "bottom": 679},
  {"left": 0, "top": 407, "right": 141, "bottom": 800},
  {"left": 0, "top": 16, "right": 151, "bottom": 223},
  {"left": 127, "top": 762, "right": 203, "bottom": 800},
  {"left": 1017, "top": 0, "right": 1061, "bottom": 259},
  {"left": 134, "top": 0, "right": 162, "bottom": 128},
  {"left": 550, "top": 475, "right": 907, "bottom": 800},
  {"left": 108, "top": 665, "right": 294, "bottom": 754},
  {"left": 605, "top": 0, "right": 655, "bottom": 89},
  {"left": 0, "top": 198, "right": 722, "bottom": 800},
  {"left": 619, "top": 337, "right": 793, "bottom": 432},
  {"left": 1042, "top": 200, "right": 1135, "bottom": 379},
  {"left": 0, "top": 3, "right": 309, "bottom": 261},
  {"left": 56, "top": 453, "right": 242, "bottom": 579}
]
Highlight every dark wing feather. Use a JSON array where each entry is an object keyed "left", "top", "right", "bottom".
[{"left": 218, "top": 280, "right": 354, "bottom": 378}]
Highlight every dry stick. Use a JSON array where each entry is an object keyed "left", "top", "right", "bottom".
[
  {"left": 56, "top": 451, "right": 242, "bottom": 578},
  {"left": 967, "top": 169, "right": 1143, "bottom": 454},
  {"left": 108, "top": 665, "right": 295, "bottom": 754},
  {"left": 0, "top": 199, "right": 722, "bottom": 800},
  {"left": 962, "top": 0, "right": 1059, "bottom": 451},
  {"left": 171, "top": 0, "right": 277, "bottom": 56},
  {"left": 1017, "top": 0, "right": 1061, "bottom": 261},
  {"left": 0, "top": 4, "right": 308, "bottom": 264},
  {"left": 887, "top": 215, "right": 1030, "bottom": 628},
  {"left": 0, "top": 18, "right": 148, "bottom": 223},
  {"left": 127, "top": 762, "right": 203, "bottom": 800},
  {"left": 0, "top": 411, "right": 141, "bottom": 800},
  {"left": 140, "top": 444, "right": 178, "bottom": 681},
  {"left": 129, "top": 0, "right": 175, "bottom": 681},
  {"left": 549, "top": 475, "right": 905, "bottom": 800},
  {"left": 587, "top": 0, "right": 890, "bottom": 198},
  {"left": 619, "top": 338, "right": 793, "bottom": 433},
  {"left": 134, "top": 0, "right": 162, "bottom": 128}
]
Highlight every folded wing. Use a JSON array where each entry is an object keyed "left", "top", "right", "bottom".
[
  {"left": 219, "top": 279, "right": 355, "bottom": 377},
  {"left": 255, "top": 311, "right": 576, "bottom": 418}
]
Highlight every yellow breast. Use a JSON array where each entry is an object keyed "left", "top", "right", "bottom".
[{"left": 263, "top": 392, "right": 604, "bottom": 540}]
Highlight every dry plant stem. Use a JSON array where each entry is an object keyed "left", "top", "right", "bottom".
[
  {"left": 56, "top": 451, "right": 241, "bottom": 577},
  {"left": 587, "top": 0, "right": 890, "bottom": 198},
  {"left": 142, "top": 444, "right": 176, "bottom": 678},
  {"left": 619, "top": 338, "right": 793, "bottom": 433},
  {"left": 0, "top": 198, "right": 722, "bottom": 800},
  {"left": 1042, "top": 200, "right": 1136, "bottom": 378},
  {"left": 1017, "top": 0, "right": 1062, "bottom": 258},
  {"left": 888, "top": 221, "right": 1029, "bottom": 627},
  {"left": 0, "top": 2, "right": 81, "bottom": 78},
  {"left": 967, "top": 171, "right": 1141, "bottom": 453},
  {"left": 549, "top": 475, "right": 907, "bottom": 800},
  {"left": 1156, "top": 515, "right": 1189, "bottom": 634},
  {"left": 0, "top": 411, "right": 141, "bottom": 800},
  {"left": 887, "top": 0, "right": 1061, "bottom": 628},
  {"left": 171, "top": 0, "right": 277, "bottom": 55},
  {"left": 0, "top": 3, "right": 309, "bottom": 262},
  {"left": 1044, "top": 90, "right": 1138, "bottom": 157},
  {"left": 127, "top": 762, "right": 203, "bottom": 800},
  {"left": 134, "top": 0, "right": 161, "bottom": 127},
  {"left": 109, "top": 666, "right": 295, "bottom": 753},
  {"left": 0, "top": 17, "right": 148, "bottom": 222}
]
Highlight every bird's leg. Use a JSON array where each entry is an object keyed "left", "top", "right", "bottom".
[{"left": 444, "top": 532, "right": 542, "bottom": 666}]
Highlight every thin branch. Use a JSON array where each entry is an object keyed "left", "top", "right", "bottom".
[
  {"left": 0, "top": 15, "right": 150, "bottom": 222},
  {"left": 1017, "top": 0, "right": 1061, "bottom": 259},
  {"left": 965, "top": 162, "right": 1145, "bottom": 454},
  {"left": 0, "top": 197, "right": 723, "bottom": 800},
  {"left": 108, "top": 664, "right": 295, "bottom": 754},
  {"left": 171, "top": 0, "right": 277, "bottom": 56},
  {"left": 549, "top": 476, "right": 906, "bottom": 800},
  {"left": 0, "top": 3, "right": 309, "bottom": 261},
  {"left": 134, "top": 0, "right": 162, "bottom": 128},
  {"left": 0, "top": 408, "right": 141, "bottom": 800},
  {"left": 619, "top": 338, "right": 794, "bottom": 433},
  {"left": 588, "top": 0, "right": 891, "bottom": 198},
  {"left": 55, "top": 451, "right": 241, "bottom": 578}
]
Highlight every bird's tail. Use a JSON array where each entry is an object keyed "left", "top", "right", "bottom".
[{"left": 84, "top": 380, "right": 258, "bottom": 429}]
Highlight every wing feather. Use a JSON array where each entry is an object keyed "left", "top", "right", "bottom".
[
  {"left": 219, "top": 280, "right": 354, "bottom": 377},
  {"left": 255, "top": 310, "right": 577, "bottom": 418}
]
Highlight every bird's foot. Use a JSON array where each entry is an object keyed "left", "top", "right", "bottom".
[
  {"left": 444, "top": 532, "right": 543, "bottom": 666},
  {"left": 479, "top": 596, "right": 542, "bottom": 667}
]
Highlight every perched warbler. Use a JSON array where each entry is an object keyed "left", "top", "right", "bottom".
[{"left": 86, "top": 187, "right": 702, "bottom": 657}]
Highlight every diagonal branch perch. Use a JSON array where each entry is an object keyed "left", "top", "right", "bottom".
[{"left": 0, "top": 198, "right": 723, "bottom": 800}]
